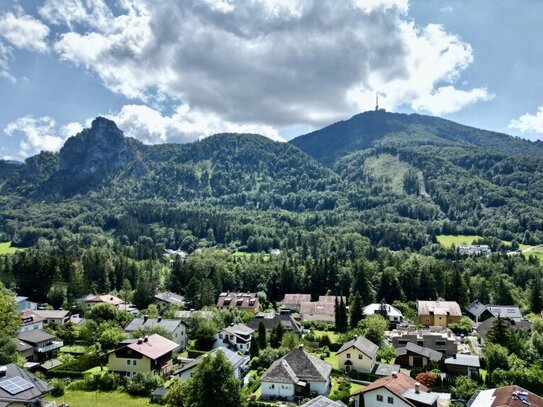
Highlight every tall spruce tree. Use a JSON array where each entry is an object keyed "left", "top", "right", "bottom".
[
  {"left": 258, "top": 321, "right": 267, "bottom": 350},
  {"left": 349, "top": 292, "right": 363, "bottom": 329},
  {"left": 530, "top": 277, "right": 543, "bottom": 314}
]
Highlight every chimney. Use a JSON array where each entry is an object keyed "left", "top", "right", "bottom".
[
  {"left": 453, "top": 354, "right": 457, "bottom": 359},
  {"left": 157, "top": 317, "right": 162, "bottom": 323},
  {"left": 392, "top": 371, "right": 398, "bottom": 378},
  {"left": 354, "top": 335, "right": 358, "bottom": 340},
  {"left": 190, "top": 308, "right": 195, "bottom": 312},
  {"left": 230, "top": 322, "right": 235, "bottom": 327},
  {"left": 144, "top": 335, "right": 149, "bottom": 342},
  {"left": 0, "top": 366, "right": 6, "bottom": 378},
  {"left": 137, "top": 338, "right": 143, "bottom": 344},
  {"left": 143, "top": 315, "right": 149, "bottom": 323},
  {"left": 299, "top": 344, "right": 304, "bottom": 350},
  {"left": 415, "top": 382, "right": 420, "bottom": 394}
]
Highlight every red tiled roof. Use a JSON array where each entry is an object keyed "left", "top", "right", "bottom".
[
  {"left": 353, "top": 372, "right": 428, "bottom": 397},
  {"left": 127, "top": 334, "right": 179, "bottom": 360},
  {"left": 490, "top": 386, "right": 543, "bottom": 407}
]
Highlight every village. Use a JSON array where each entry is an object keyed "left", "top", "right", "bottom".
[{"left": 2, "top": 285, "right": 540, "bottom": 407}]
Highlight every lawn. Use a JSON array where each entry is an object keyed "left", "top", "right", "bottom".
[
  {"left": 522, "top": 245, "right": 543, "bottom": 260},
  {"left": 61, "top": 345, "right": 88, "bottom": 354},
  {"left": 0, "top": 241, "right": 20, "bottom": 254},
  {"left": 436, "top": 235, "right": 482, "bottom": 248},
  {"left": 314, "top": 330, "right": 341, "bottom": 344},
  {"left": 46, "top": 390, "right": 152, "bottom": 407}
]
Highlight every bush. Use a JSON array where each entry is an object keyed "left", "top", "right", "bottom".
[
  {"left": 50, "top": 378, "right": 66, "bottom": 397},
  {"left": 125, "top": 372, "right": 164, "bottom": 396}
]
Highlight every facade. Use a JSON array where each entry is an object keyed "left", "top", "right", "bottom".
[
  {"left": 17, "top": 330, "right": 63, "bottom": 363},
  {"left": 336, "top": 336, "right": 378, "bottom": 374},
  {"left": 388, "top": 326, "right": 459, "bottom": 356},
  {"left": 125, "top": 317, "right": 187, "bottom": 348},
  {"left": 175, "top": 347, "right": 249, "bottom": 380},
  {"left": 363, "top": 303, "right": 404, "bottom": 327},
  {"left": 154, "top": 292, "right": 185, "bottom": 313},
  {"left": 108, "top": 334, "right": 179, "bottom": 377},
  {"left": 352, "top": 372, "right": 439, "bottom": 407},
  {"left": 395, "top": 343, "right": 442, "bottom": 368},
  {"left": 19, "top": 310, "right": 45, "bottom": 333},
  {"left": 467, "top": 386, "right": 543, "bottom": 407},
  {"left": 260, "top": 346, "right": 332, "bottom": 402},
  {"left": 444, "top": 354, "right": 480, "bottom": 377},
  {"left": 214, "top": 323, "right": 253, "bottom": 354},
  {"left": 216, "top": 292, "right": 260, "bottom": 313},
  {"left": 458, "top": 245, "right": 491, "bottom": 256},
  {"left": 281, "top": 294, "right": 312, "bottom": 311},
  {"left": 247, "top": 310, "right": 303, "bottom": 336},
  {"left": 417, "top": 301, "right": 462, "bottom": 327},
  {"left": 33, "top": 310, "right": 70, "bottom": 326},
  {"left": 0, "top": 364, "right": 52, "bottom": 406}
]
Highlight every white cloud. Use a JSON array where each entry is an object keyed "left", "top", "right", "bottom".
[
  {"left": 38, "top": 0, "right": 114, "bottom": 31},
  {"left": 0, "top": 8, "right": 49, "bottom": 52},
  {"left": 509, "top": 107, "right": 543, "bottom": 137},
  {"left": 48, "top": 0, "right": 488, "bottom": 130},
  {"left": 0, "top": 40, "right": 14, "bottom": 82},
  {"left": 4, "top": 116, "right": 65, "bottom": 158}
]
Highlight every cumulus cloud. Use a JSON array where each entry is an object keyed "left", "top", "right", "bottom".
[
  {"left": 4, "top": 116, "right": 65, "bottom": 158},
  {"left": 0, "top": 8, "right": 50, "bottom": 52},
  {"left": 0, "top": 40, "right": 14, "bottom": 82},
  {"left": 49, "top": 0, "right": 488, "bottom": 130},
  {"left": 38, "top": 0, "right": 114, "bottom": 31},
  {"left": 509, "top": 107, "right": 543, "bottom": 138}
]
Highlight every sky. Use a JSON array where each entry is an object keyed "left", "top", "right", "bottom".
[{"left": 0, "top": 0, "right": 543, "bottom": 160}]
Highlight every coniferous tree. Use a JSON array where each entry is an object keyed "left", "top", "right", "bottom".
[
  {"left": 270, "top": 322, "right": 284, "bottom": 348},
  {"left": 258, "top": 321, "right": 267, "bottom": 350},
  {"left": 349, "top": 292, "right": 363, "bottom": 329},
  {"left": 250, "top": 335, "right": 259, "bottom": 359},
  {"left": 335, "top": 296, "right": 348, "bottom": 332},
  {"left": 530, "top": 277, "right": 543, "bottom": 314}
]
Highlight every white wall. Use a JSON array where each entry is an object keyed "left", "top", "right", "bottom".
[
  {"left": 308, "top": 379, "right": 330, "bottom": 395},
  {"left": 261, "top": 381, "right": 295, "bottom": 400},
  {"left": 361, "top": 388, "right": 413, "bottom": 407}
]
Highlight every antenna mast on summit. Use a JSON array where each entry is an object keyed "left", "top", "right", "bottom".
[{"left": 375, "top": 92, "right": 379, "bottom": 111}]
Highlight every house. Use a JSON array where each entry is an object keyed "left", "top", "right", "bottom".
[
  {"left": 352, "top": 372, "right": 440, "bottom": 407},
  {"left": 108, "top": 334, "right": 179, "bottom": 377},
  {"left": 154, "top": 292, "right": 185, "bottom": 313},
  {"left": 444, "top": 354, "right": 480, "bottom": 377},
  {"left": 388, "top": 326, "right": 459, "bottom": 356},
  {"left": 19, "top": 310, "right": 45, "bottom": 333},
  {"left": 302, "top": 395, "right": 347, "bottom": 406},
  {"left": 33, "top": 310, "right": 71, "bottom": 326},
  {"left": 363, "top": 303, "right": 404, "bottom": 327},
  {"left": 336, "top": 335, "right": 379, "bottom": 374},
  {"left": 150, "top": 387, "right": 170, "bottom": 404},
  {"left": 299, "top": 296, "right": 347, "bottom": 323},
  {"left": 247, "top": 310, "right": 303, "bottom": 336},
  {"left": 467, "top": 386, "right": 543, "bottom": 407},
  {"left": 417, "top": 301, "right": 461, "bottom": 327},
  {"left": 395, "top": 343, "right": 442, "bottom": 368},
  {"left": 174, "top": 309, "right": 215, "bottom": 325},
  {"left": 12, "top": 339, "right": 34, "bottom": 362},
  {"left": 175, "top": 347, "right": 249, "bottom": 380},
  {"left": 14, "top": 295, "right": 38, "bottom": 312},
  {"left": 476, "top": 317, "right": 532, "bottom": 342},
  {"left": 124, "top": 317, "right": 187, "bottom": 348},
  {"left": 260, "top": 345, "right": 332, "bottom": 402},
  {"left": 0, "top": 363, "right": 52, "bottom": 406},
  {"left": 17, "top": 330, "right": 63, "bottom": 363},
  {"left": 216, "top": 292, "right": 260, "bottom": 313},
  {"left": 281, "top": 294, "right": 312, "bottom": 311},
  {"left": 214, "top": 323, "right": 254, "bottom": 354},
  {"left": 467, "top": 300, "right": 522, "bottom": 323},
  {"left": 457, "top": 245, "right": 491, "bottom": 256}
]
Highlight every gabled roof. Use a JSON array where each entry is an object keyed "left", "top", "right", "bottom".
[
  {"left": 33, "top": 310, "right": 70, "bottom": 319},
  {"left": 84, "top": 294, "right": 125, "bottom": 306},
  {"left": 282, "top": 294, "right": 312, "bottom": 306},
  {"left": 468, "top": 386, "right": 543, "bottom": 407},
  {"left": 363, "top": 303, "right": 403, "bottom": 318},
  {"left": 444, "top": 354, "right": 480, "bottom": 368},
  {"left": 154, "top": 292, "right": 185, "bottom": 305},
  {"left": 318, "top": 296, "right": 347, "bottom": 304},
  {"left": 174, "top": 347, "right": 248, "bottom": 374},
  {"left": 302, "top": 395, "right": 347, "bottom": 406},
  {"left": 261, "top": 347, "right": 331, "bottom": 384},
  {"left": 0, "top": 363, "right": 52, "bottom": 403},
  {"left": 20, "top": 310, "right": 45, "bottom": 324},
  {"left": 300, "top": 302, "right": 335, "bottom": 317},
  {"left": 124, "top": 334, "right": 179, "bottom": 360},
  {"left": 247, "top": 312, "right": 303, "bottom": 334},
  {"left": 18, "top": 330, "right": 56, "bottom": 345},
  {"left": 222, "top": 323, "right": 254, "bottom": 340},
  {"left": 337, "top": 336, "right": 379, "bottom": 359},
  {"left": 487, "top": 306, "right": 522, "bottom": 319},
  {"left": 124, "top": 318, "right": 185, "bottom": 333},
  {"left": 12, "top": 339, "right": 32, "bottom": 353},
  {"left": 217, "top": 292, "right": 259, "bottom": 309},
  {"left": 466, "top": 300, "right": 488, "bottom": 318},
  {"left": 417, "top": 301, "right": 461, "bottom": 317},
  {"left": 396, "top": 343, "right": 442, "bottom": 361}
]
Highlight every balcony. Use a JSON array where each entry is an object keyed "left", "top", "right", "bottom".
[{"left": 38, "top": 340, "right": 64, "bottom": 353}]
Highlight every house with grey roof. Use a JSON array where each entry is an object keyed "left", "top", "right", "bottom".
[
  {"left": 260, "top": 345, "right": 332, "bottom": 402},
  {"left": 444, "top": 354, "right": 480, "bottom": 377},
  {"left": 17, "top": 330, "right": 63, "bottom": 363},
  {"left": 247, "top": 310, "right": 303, "bottom": 336},
  {"left": 213, "top": 323, "right": 254, "bottom": 355},
  {"left": 33, "top": 310, "right": 71, "bottom": 326},
  {"left": 475, "top": 316, "right": 532, "bottom": 342},
  {"left": 124, "top": 316, "right": 186, "bottom": 348},
  {"left": 14, "top": 295, "right": 38, "bottom": 312},
  {"left": 175, "top": 347, "right": 249, "bottom": 380},
  {"left": 154, "top": 292, "right": 185, "bottom": 313},
  {"left": 336, "top": 335, "right": 379, "bottom": 374},
  {"left": 302, "top": 395, "right": 346, "bottom": 407},
  {"left": 0, "top": 363, "right": 52, "bottom": 406},
  {"left": 395, "top": 343, "right": 443, "bottom": 368},
  {"left": 467, "top": 300, "right": 522, "bottom": 323}
]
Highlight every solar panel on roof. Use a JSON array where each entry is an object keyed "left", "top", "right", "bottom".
[{"left": 0, "top": 377, "right": 34, "bottom": 395}]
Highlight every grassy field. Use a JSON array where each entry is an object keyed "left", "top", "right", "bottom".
[
  {"left": 46, "top": 390, "right": 152, "bottom": 406},
  {"left": 436, "top": 235, "right": 482, "bottom": 247},
  {"left": 523, "top": 245, "right": 543, "bottom": 259},
  {"left": 0, "top": 241, "right": 19, "bottom": 254},
  {"left": 363, "top": 154, "right": 425, "bottom": 195},
  {"left": 314, "top": 330, "right": 341, "bottom": 344}
]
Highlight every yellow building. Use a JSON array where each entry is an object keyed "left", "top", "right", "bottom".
[
  {"left": 336, "top": 335, "right": 378, "bottom": 374},
  {"left": 108, "top": 334, "right": 179, "bottom": 377},
  {"left": 417, "top": 301, "right": 462, "bottom": 327}
]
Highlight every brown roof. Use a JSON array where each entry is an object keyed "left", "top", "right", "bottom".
[
  {"left": 318, "top": 296, "right": 347, "bottom": 304},
  {"left": 85, "top": 294, "right": 125, "bottom": 306},
  {"left": 282, "top": 294, "right": 312, "bottom": 306},
  {"left": 21, "top": 310, "right": 46, "bottom": 324},
  {"left": 33, "top": 310, "right": 70, "bottom": 319},
  {"left": 479, "top": 386, "right": 543, "bottom": 407},
  {"left": 126, "top": 334, "right": 179, "bottom": 360},
  {"left": 353, "top": 372, "right": 429, "bottom": 399},
  {"left": 216, "top": 292, "right": 259, "bottom": 309},
  {"left": 300, "top": 302, "right": 335, "bottom": 317},
  {"left": 417, "top": 301, "right": 461, "bottom": 317}
]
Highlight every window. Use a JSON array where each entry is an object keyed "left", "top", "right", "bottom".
[
  {"left": 346, "top": 353, "right": 351, "bottom": 359},
  {"left": 219, "top": 334, "right": 223, "bottom": 339},
  {"left": 133, "top": 360, "right": 137, "bottom": 366},
  {"left": 377, "top": 395, "right": 383, "bottom": 402},
  {"left": 358, "top": 354, "right": 363, "bottom": 360},
  {"left": 126, "top": 360, "right": 131, "bottom": 366},
  {"left": 270, "top": 384, "right": 275, "bottom": 389},
  {"left": 388, "top": 397, "right": 394, "bottom": 404}
]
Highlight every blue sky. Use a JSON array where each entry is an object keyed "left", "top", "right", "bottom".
[{"left": 0, "top": 0, "right": 542, "bottom": 160}]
